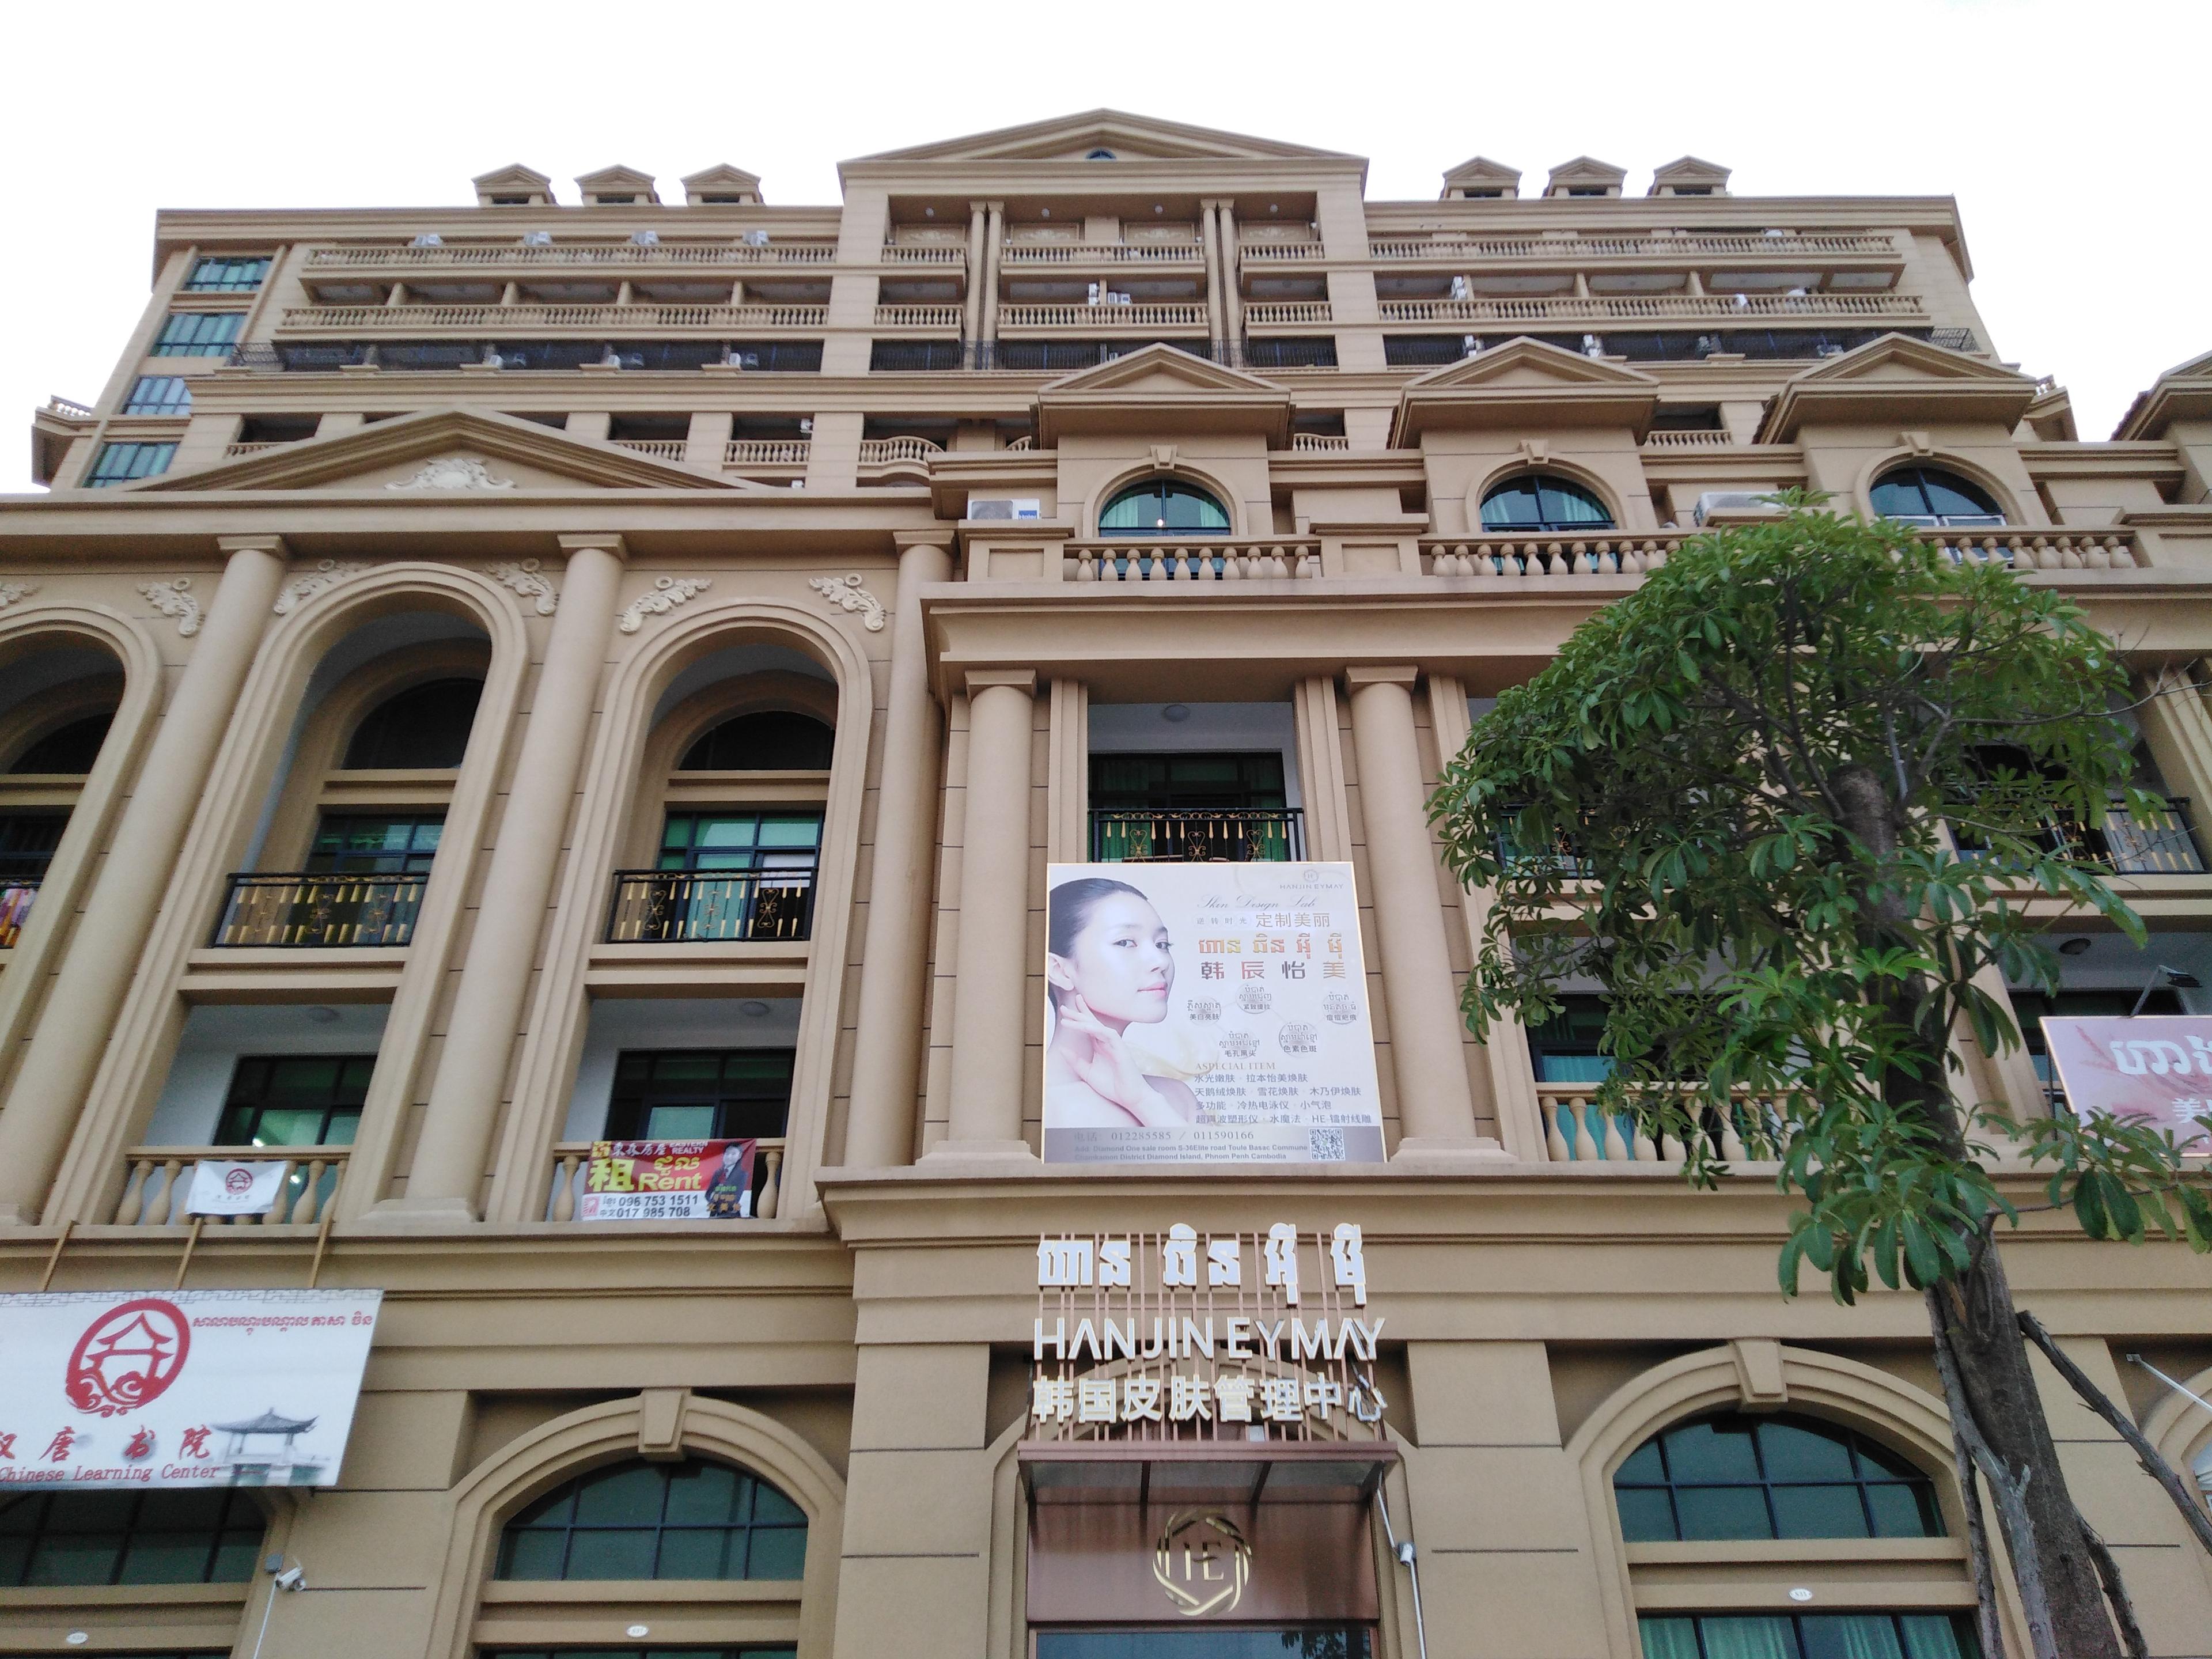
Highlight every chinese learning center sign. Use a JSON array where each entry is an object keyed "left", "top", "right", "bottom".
[
  {"left": 0, "top": 1289, "right": 380, "bottom": 1489},
  {"left": 2040, "top": 1016, "right": 2212, "bottom": 1147},
  {"left": 1042, "top": 863, "right": 1385, "bottom": 1164}
]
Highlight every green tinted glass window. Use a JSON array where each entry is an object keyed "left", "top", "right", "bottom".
[
  {"left": 656, "top": 812, "right": 821, "bottom": 873},
  {"left": 1098, "top": 478, "right": 1230, "bottom": 536},
  {"left": 151, "top": 313, "right": 245, "bottom": 356},
  {"left": 495, "top": 1459, "right": 807, "bottom": 1581},
  {"left": 86, "top": 442, "right": 176, "bottom": 485},
  {"left": 306, "top": 813, "right": 445, "bottom": 873},
  {"left": 215, "top": 1054, "right": 376, "bottom": 1147},
  {"left": 0, "top": 1490, "right": 262, "bottom": 1586},
  {"left": 607, "top": 1049, "right": 795, "bottom": 1142},
  {"left": 1615, "top": 1412, "right": 1943, "bottom": 1543},
  {"left": 185, "top": 257, "right": 271, "bottom": 292}
]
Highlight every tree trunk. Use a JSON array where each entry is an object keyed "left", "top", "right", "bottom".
[{"left": 1931, "top": 1246, "right": 2124, "bottom": 1659}]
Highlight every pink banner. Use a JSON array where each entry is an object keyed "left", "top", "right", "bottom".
[{"left": 2039, "top": 1016, "right": 2212, "bottom": 1147}]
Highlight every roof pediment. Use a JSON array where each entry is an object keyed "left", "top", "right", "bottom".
[
  {"left": 1033, "top": 343, "right": 1292, "bottom": 445},
  {"left": 471, "top": 163, "right": 554, "bottom": 206},
  {"left": 1649, "top": 156, "right": 1731, "bottom": 195},
  {"left": 132, "top": 408, "right": 749, "bottom": 495},
  {"left": 1392, "top": 338, "right": 1658, "bottom": 444},
  {"left": 681, "top": 164, "right": 763, "bottom": 204},
  {"left": 849, "top": 109, "right": 1360, "bottom": 167},
  {"left": 2113, "top": 347, "right": 2212, "bottom": 441},
  {"left": 1759, "top": 334, "right": 2039, "bottom": 440},
  {"left": 575, "top": 165, "right": 661, "bottom": 204},
  {"left": 1440, "top": 156, "right": 1522, "bottom": 198},
  {"left": 1545, "top": 156, "right": 1627, "bottom": 195}
]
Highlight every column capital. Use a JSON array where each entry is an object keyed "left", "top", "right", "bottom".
[
  {"left": 965, "top": 668, "right": 1036, "bottom": 696},
  {"left": 891, "top": 527, "right": 958, "bottom": 553},
  {"left": 1343, "top": 664, "right": 1419, "bottom": 693},
  {"left": 973, "top": 199, "right": 1005, "bottom": 215},
  {"left": 214, "top": 534, "right": 289, "bottom": 558},
  {"left": 555, "top": 533, "right": 629, "bottom": 562}
]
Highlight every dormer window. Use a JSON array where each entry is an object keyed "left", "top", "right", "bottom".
[
  {"left": 489, "top": 195, "right": 529, "bottom": 206},
  {"left": 597, "top": 195, "right": 637, "bottom": 206},
  {"left": 1086, "top": 148, "right": 1118, "bottom": 160},
  {"left": 1566, "top": 187, "right": 1607, "bottom": 198}
]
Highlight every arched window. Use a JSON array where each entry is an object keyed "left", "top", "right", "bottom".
[
  {"left": 1480, "top": 473, "right": 1615, "bottom": 533},
  {"left": 342, "top": 678, "right": 484, "bottom": 770},
  {"left": 497, "top": 1459, "right": 806, "bottom": 1581},
  {"left": 681, "top": 711, "right": 834, "bottom": 771},
  {"left": 1099, "top": 478, "right": 1231, "bottom": 536},
  {"left": 0, "top": 1490, "right": 263, "bottom": 1585},
  {"left": 1614, "top": 1412, "right": 1942, "bottom": 1541},
  {"left": 12, "top": 711, "right": 113, "bottom": 774},
  {"left": 1870, "top": 465, "right": 2005, "bottom": 529}
]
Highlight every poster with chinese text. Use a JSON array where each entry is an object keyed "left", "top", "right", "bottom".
[{"left": 580, "top": 1139, "right": 758, "bottom": 1220}]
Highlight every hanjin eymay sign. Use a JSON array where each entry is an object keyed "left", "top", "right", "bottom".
[{"left": 0, "top": 1289, "right": 381, "bottom": 1488}]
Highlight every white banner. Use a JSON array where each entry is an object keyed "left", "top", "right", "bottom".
[
  {"left": 185, "top": 1160, "right": 289, "bottom": 1217},
  {"left": 1043, "top": 863, "right": 1386, "bottom": 1164},
  {"left": 0, "top": 1290, "right": 380, "bottom": 1490}
]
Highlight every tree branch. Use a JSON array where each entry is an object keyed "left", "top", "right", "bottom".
[{"left": 2074, "top": 1508, "right": 2150, "bottom": 1659}]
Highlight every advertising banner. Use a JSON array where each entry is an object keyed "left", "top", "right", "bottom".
[
  {"left": 580, "top": 1139, "right": 757, "bottom": 1220},
  {"left": 0, "top": 1289, "right": 380, "bottom": 1490},
  {"left": 2040, "top": 1016, "right": 2212, "bottom": 1147},
  {"left": 1043, "top": 862, "right": 1385, "bottom": 1164},
  {"left": 185, "top": 1160, "right": 289, "bottom": 1217}
]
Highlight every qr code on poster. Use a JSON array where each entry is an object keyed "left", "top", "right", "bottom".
[{"left": 1308, "top": 1127, "right": 1347, "bottom": 1162}]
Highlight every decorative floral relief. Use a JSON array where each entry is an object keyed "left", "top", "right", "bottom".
[
  {"left": 139, "top": 578, "right": 201, "bottom": 636},
  {"left": 0, "top": 582, "right": 39, "bottom": 611},
  {"left": 490, "top": 559, "right": 559, "bottom": 616},
  {"left": 384, "top": 455, "right": 516, "bottom": 491},
  {"left": 273, "top": 560, "right": 371, "bottom": 615},
  {"left": 616, "top": 576, "right": 711, "bottom": 634},
  {"left": 808, "top": 572, "right": 887, "bottom": 632}
]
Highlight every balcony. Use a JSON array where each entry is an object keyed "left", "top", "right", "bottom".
[
  {"left": 1001, "top": 242, "right": 1206, "bottom": 267},
  {"left": 1063, "top": 540, "right": 1322, "bottom": 582},
  {"left": 224, "top": 340, "right": 824, "bottom": 374},
  {"left": 544, "top": 1137, "right": 786, "bottom": 1222},
  {"left": 301, "top": 241, "right": 836, "bottom": 271},
  {"left": 1089, "top": 809, "right": 1305, "bottom": 862},
  {"left": 878, "top": 245, "right": 968, "bottom": 266},
  {"left": 1244, "top": 301, "right": 1334, "bottom": 327},
  {"left": 999, "top": 302, "right": 1209, "bottom": 331},
  {"left": 1415, "top": 528, "right": 2141, "bottom": 581},
  {"left": 211, "top": 873, "right": 425, "bottom": 948},
  {"left": 1953, "top": 797, "right": 2209, "bottom": 877},
  {"left": 280, "top": 302, "right": 827, "bottom": 333},
  {"left": 1377, "top": 293, "right": 1923, "bottom": 325},
  {"left": 111, "top": 1145, "right": 349, "bottom": 1226},
  {"left": 1365, "top": 232, "right": 1899, "bottom": 263},
  {"left": 724, "top": 438, "right": 811, "bottom": 465},
  {"left": 604, "top": 869, "right": 815, "bottom": 944},
  {"left": 858, "top": 436, "right": 942, "bottom": 467},
  {"left": 873, "top": 304, "right": 964, "bottom": 329}
]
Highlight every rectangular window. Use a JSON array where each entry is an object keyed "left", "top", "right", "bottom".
[
  {"left": 1638, "top": 1611, "right": 1975, "bottom": 1658},
  {"left": 85, "top": 442, "right": 176, "bottom": 486},
  {"left": 1035, "top": 1635, "right": 1372, "bottom": 1659},
  {"left": 185, "top": 256, "right": 270, "bottom": 292},
  {"left": 215, "top": 1054, "right": 376, "bottom": 1147},
  {"left": 151, "top": 312, "right": 245, "bottom": 357},
  {"left": 658, "top": 810, "right": 823, "bottom": 873},
  {"left": 306, "top": 813, "right": 445, "bottom": 873},
  {"left": 122, "top": 376, "right": 194, "bottom": 415},
  {"left": 605, "top": 1048, "right": 795, "bottom": 1142},
  {"left": 1528, "top": 995, "right": 1612, "bottom": 1084}
]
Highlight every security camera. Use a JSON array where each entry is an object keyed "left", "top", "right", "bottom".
[{"left": 272, "top": 1566, "right": 306, "bottom": 1592}]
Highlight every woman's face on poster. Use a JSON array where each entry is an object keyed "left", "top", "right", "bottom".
[{"left": 1052, "top": 891, "right": 1174, "bottom": 1024}]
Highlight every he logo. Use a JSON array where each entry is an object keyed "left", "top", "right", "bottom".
[
  {"left": 65, "top": 1298, "right": 191, "bottom": 1418},
  {"left": 1152, "top": 1510, "right": 1252, "bottom": 1618},
  {"left": 224, "top": 1168, "right": 254, "bottom": 1196}
]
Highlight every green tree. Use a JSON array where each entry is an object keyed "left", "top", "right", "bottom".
[{"left": 1429, "top": 499, "right": 2212, "bottom": 1659}]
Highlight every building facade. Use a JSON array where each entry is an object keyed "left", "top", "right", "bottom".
[{"left": 6, "top": 109, "right": 2212, "bottom": 1659}]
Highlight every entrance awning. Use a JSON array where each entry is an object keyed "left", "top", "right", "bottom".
[{"left": 1019, "top": 1438, "right": 1396, "bottom": 1505}]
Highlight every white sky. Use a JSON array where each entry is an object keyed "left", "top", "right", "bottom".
[{"left": 5, "top": 0, "right": 2206, "bottom": 495}]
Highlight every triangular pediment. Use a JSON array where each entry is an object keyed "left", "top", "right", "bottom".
[
  {"left": 1649, "top": 156, "right": 1731, "bottom": 195},
  {"left": 1040, "top": 344, "right": 1287, "bottom": 397},
  {"left": 1760, "top": 334, "right": 2038, "bottom": 440},
  {"left": 1393, "top": 338, "right": 1659, "bottom": 444},
  {"left": 1545, "top": 156, "right": 1627, "bottom": 194},
  {"left": 1442, "top": 156, "right": 1521, "bottom": 186},
  {"left": 132, "top": 409, "right": 751, "bottom": 495},
  {"left": 681, "top": 164, "right": 762, "bottom": 204},
  {"left": 851, "top": 109, "right": 1359, "bottom": 165},
  {"left": 472, "top": 163, "right": 554, "bottom": 206},
  {"left": 575, "top": 165, "right": 661, "bottom": 204},
  {"left": 1033, "top": 344, "right": 1291, "bottom": 444}
]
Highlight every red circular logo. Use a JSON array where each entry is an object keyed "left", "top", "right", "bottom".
[
  {"left": 66, "top": 1298, "right": 191, "bottom": 1418},
  {"left": 224, "top": 1168, "right": 253, "bottom": 1195}
]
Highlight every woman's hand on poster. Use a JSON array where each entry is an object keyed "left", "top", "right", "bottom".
[{"left": 1055, "top": 994, "right": 1189, "bottom": 1127}]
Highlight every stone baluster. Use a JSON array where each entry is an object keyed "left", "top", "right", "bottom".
[
  {"left": 756, "top": 1146, "right": 784, "bottom": 1219},
  {"left": 1544, "top": 1100, "right": 1573, "bottom": 1162},
  {"left": 548, "top": 1152, "right": 581, "bottom": 1222},
  {"left": 113, "top": 1158, "right": 149, "bottom": 1226}
]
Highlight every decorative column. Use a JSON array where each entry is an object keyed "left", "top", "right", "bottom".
[
  {"left": 928, "top": 669, "right": 1038, "bottom": 1158},
  {"left": 979, "top": 202, "right": 1005, "bottom": 357},
  {"left": 1215, "top": 201, "right": 1244, "bottom": 350},
  {"left": 961, "top": 202, "right": 988, "bottom": 351},
  {"left": 376, "top": 534, "right": 627, "bottom": 1225},
  {"left": 1199, "top": 200, "right": 1228, "bottom": 351},
  {"left": 840, "top": 532, "right": 955, "bottom": 1168},
  {"left": 0, "top": 535, "right": 288, "bottom": 1225},
  {"left": 1343, "top": 666, "right": 1504, "bottom": 1161}
]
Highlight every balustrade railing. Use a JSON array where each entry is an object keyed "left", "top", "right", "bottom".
[
  {"left": 1415, "top": 529, "right": 2140, "bottom": 581},
  {"left": 213, "top": 873, "right": 426, "bottom": 948},
  {"left": 226, "top": 340, "right": 824, "bottom": 374},
  {"left": 605, "top": 869, "right": 815, "bottom": 943},
  {"left": 724, "top": 438, "right": 811, "bottom": 465},
  {"left": 1380, "top": 293, "right": 1922, "bottom": 324},
  {"left": 998, "top": 302, "right": 1209, "bottom": 329},
  {"left": 873, "top": 304, "right": 964, "bottom": 329},
  {"left": 43, "top": 395, "right": 94, "bottom": 419},
  {"left": 611, "top": 438, "right": 688, "bottom": 460},
  {"left": 1363, "top": 232, "right": 1898, "bottom": 262},
  {"left": 222, "top": 441, "right": 289, "bottom": 457},
  {"left": 1090, "top": 809, "right": 1304, "bottom": 863},
  {"left": 303, "top": 242, "right": 835, "bottom": 268},
  {"left": 1952, "top": 797, "right": 2208, "bottom": 877},
  {"left": 1289, "top": 433, "right": 1351, "bottom": 453},
  {"left": 878, "top": 245, "right": 968, "bottom": 265},
  {"left": 1001, "top": 242, "right": 1206, "bottom": 265},
  {"left": 1642, "top": 429, "right": 1734, "bottom": 448},
  {"left": 1536, "top": 1084, "right": 1796, "bottom": 1165},
  {"left": 857, "top": 436, "right": 942, "bottom": 464},
  {"left": 1243, "top": 301, "right": 1334, "bottom": 325},
  {"left": 1062, "top": 541, "right": 1323, "bottom": 582},
  {"left": 544, "top": 1138, "right": 786, "bottom": 1222},
  {"left": 113, "top": 1146, "right": 349, "bottom": 1226},
  {"left": 0, "top": 877, "right": 41, "bottom": 948},
  {"left": 282, "top": 303, "right": 827, "bottom": 331},
  {"left": 1236, "top": 241, "right": 1325, "bottom": 262}
]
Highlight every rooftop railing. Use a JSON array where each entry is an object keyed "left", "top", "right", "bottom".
[
  {"left": 1359, "top": 232, "right": 1900, "bottom": 262},
  {"left": 224, "top": 340, "right": 824, "bottom": 373},
  {"left": 1378, "top": 293, "right": 1922, "bottom": 324},
  {"left": 303, "top": 241, "right": 836, "bottom": 268}
]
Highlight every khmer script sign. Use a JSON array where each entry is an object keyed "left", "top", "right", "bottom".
[
  {"left": 1041, "top": 863, "right": 1385, "bottom": 1164},
  {"left": 2039, "top": 1016, "right": 2212, "bottom": 1147},
  {"left": 0, "top": 1289, "right": 380, "bottom": 1489}
]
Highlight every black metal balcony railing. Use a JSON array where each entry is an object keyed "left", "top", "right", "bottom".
[
  {"left": 225, "top": 340, "right": 824, "bottom": 373},
  {"left": 1090, "top": 809, "right": 1304, "bottom": 863},
  {"left": 212, "top": 873, "right": 426, "bottom": 948},
  {"left": 605, "top": 869, "right": 816, "bottom": 943},
  {"left": 0, "top": 876, "right": 40, "bottom": 948},
  {"left": 1952, "top": 797, "right": 2209, "bottom": 877}
]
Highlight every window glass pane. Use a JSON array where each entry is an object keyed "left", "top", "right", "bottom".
[
  {"left": 1664, "top": 1418, "right": 1762, "bottom": 1482},
  {"left": 87, "top": 442, "right": 177, "bottom": 484},
  {"left": 28, "top": 1531, "right": 123, "bottom": 1585},
  {"left": 123, "top": 376, "right": 193, "bottom": 415},
  {"left": 343, "top": 680, "right": 482, "bottom": 770},
  {"left": 644, "top": 1104, "right": 718, "bottom": 1140},
  {"left": 744, "top": 1523, "right": 807, "bottom": 1580},
  {"left": 1100, "top": 479, "right": 1229, "bottom": 535},
  {"left": 1800, "top": 1616, "right": 1905, "bottom": 1659},
  {"left": 1615, "top": 1440, "right": 1666, "bottom": 1483},
  {"left": 1759, "top": 1421, "right": 1856, "bottom": 1481},
  {"left": 757, "top": 817, "right": 822, "bottom": 849},
  {"left": 1480, "top": 480, "right": 1544, "bottom": 528},
  {"left": 751, "top": 1483, "right": 804, "bottom": 1526},
  {"left": 1897, "top": 1615, "right": 1970, "bottom": 1659},
  {"left": 1614, "top": 1487, "right": 1676, "bottom": 1541},
  {"left": 654, "top": 1527, "right": 727, "bottom": 1579},
  {"left": 695, "top": 818, "right": 759, "bottom": 849},
  {"left": 243, "top": 1108, "right": 328, "bottom": 1148},
  {"left": 151, "top": 312, "right": 245, "bottom": 356},
  {"left": 118, "top": 1535, "right": 213, "bottom": 1583},
  {"left": 1638, "top": 1620, "right": 1705, "bottom": 1659},
  {"left": 664, "top": 1463, "right": 739, "bottom": 1524},
  {"left": 494, "top": 1461, "right": 806, "bottom": 1583},
  {"left": 1870, "top": 476, "right": 1927, "bottom": 518},
  {"left": 1696, "top": 1618, "right": 1801, "bottom": 1659},
  {"left": 680, "top": 711, "right": 834, "bottom": 771},
  {"left": 1770, "top": 1484, "right": 1870, "bottom": 1539},
  {"left": 1865, "top": 1482, "right": 1937, "bottom": 1539},
  {"left": 1539, "top": 481, "right": 1612, "bottom": 526},
  {"left": 1673, "top": 1484, "right": 1772, "bottom": 1540},
  {"left": 573, "top": 1464, "right": 667, "bottom": 1525},
  {"left": 1919, "top": 471, "right": 1998, "bottom": 518},
  {"left": 497, "top": 1527, "right": 567, "bottom": 1581},
  {"left": 563, "top": 1527, "right": 657, "bottom": 1578}
]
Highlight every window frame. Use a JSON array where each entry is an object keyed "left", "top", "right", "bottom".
[
  {"left": 0, "top": 1488, "right": 264, "bottom": 1587},
  {"left": 1097, "top": 477, "right": 1233, "bottom": 537},
  {"left": 150, "top": 312, "right": 245, "bottom": 357},
  {"left": 122, "top": 375, "right": 195, "bottom": 415},
  {"left": 305, "top": 811, "right": 447, "bottom": 874},
  {"left": 494, "top": 1458, "right": 809, "bottom": 1584},
  {"left": 340, "top": 677, "right": 485, "bottom": 771},
  {"left": 1869, "top": 464, "right": 2006, "bottom": 529},
  {"left": 184, "top": 256, "right": 271, "bottom": 293},
  {"left": 85, "top": 441, "right": 177, "bottom": 487},
  {"left": 1614, "top": 1411, "right": 1945, "bottom": 1544},
  {"left": 604, "top": 1048, "right": 797, "bottom": 1143},
  {"left": 1479, "top": 471, "right": 1617, "bottom": 534},
  {"left": 214, "top": 1053, "right": 377, "bottom": 1149}
]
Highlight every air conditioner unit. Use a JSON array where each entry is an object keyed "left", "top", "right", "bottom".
[
  {"left": 630, "top": 230, "right": 660, "bottom": 246},
  {"left": 522, "top": 230, "right": 553, "bottom": 246},
  {"left": 409, "top": 233, "right": 444, "bottom": 248},
  {"left": 1693, "top": 491, "right": 1783, "bottom": 527},
  {"left": 741, "top": 230, "right": 771, "bottom": 248},
  {"left": 968, "top": 497, "right": 1043, "bottom": 521}
]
